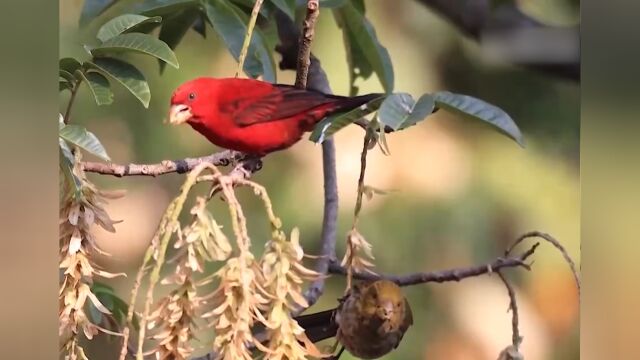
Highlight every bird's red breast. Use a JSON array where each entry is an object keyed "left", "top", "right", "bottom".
[{"left": 168, "top": 77, "right": 381, "bottom": 155}]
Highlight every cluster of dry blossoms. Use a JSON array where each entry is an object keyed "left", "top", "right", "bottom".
[
  {"left": 339, "top": 133, "right": 381, "bottom": 289},
  {"left": 147, "top": 197, "right": 229, "bottom": 359},
  {"left": 260, "top": 227, "right": 327, "bottom": 360},
  {"left": 341, "top": 229, "right": 377, "bottom": 289},
  {"left": 135, "top": 167, "right": 325, "bottom": 360},
  {"left": 58, "top": 156, "right": 375, "bottom": 360},
  {"left": 59, "top": 152, "right": 124, "bottom": 360}
]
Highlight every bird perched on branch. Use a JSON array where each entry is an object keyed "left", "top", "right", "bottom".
[
  {"left": 168, "top": 77, "right": 381, "bottom": 156},
  {"left": 295, "top": 279, "right": 413, "bottom": 359}
]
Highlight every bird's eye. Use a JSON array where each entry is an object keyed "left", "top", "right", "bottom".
[{"left": 188, "top": 92, "right": 196, "bottom": 100}]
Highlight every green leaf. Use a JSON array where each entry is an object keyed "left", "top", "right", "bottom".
[
  {"left": 321, "top": 0, "right": 347, "bottom": 8},
  {"left": 60, "top": 57, "right": 82, "bottom": 74},
  {"left": 230, "top": 4, "right": 277, "bottom": 83},
  {"left": 362, "top": 184, "right": 392, "bottom": 200},
  {"left": 79, "top": 0, "right": 117, "bottom": 27},
  {"left": 309, "top": 95, "right": 386, "bottom": 143},
  {"left": 378, "top": 93, "right": 435, "bottom": 131},
  {"left": 91, "top": 33, "right": 179, "bottom": 69},
  {"left": 158, "top": 8, "right": 200, "bottom": 72},
  {"left": 137, "top": 0, "right": 199, "bottom": 17},
  {"left": 85, "top": 58, "right": 150, "bottom": 107},
  {"left": 91, "top": 282, "right": 116, "bottom": 295},
  {"left": 270, "top": 0, "right": 296, "bottom": 19},
  {"left": 110, "top": 295, "right": 130, "bottom": 325},
  {"left": 77, "top": 71, "right": 114, "bottom": 106},
  {"left": 60, "top": 81, "right": 72, "bottom": 92},
  {"left": 159, "top": 9, "right": 199, "bottom": 49},
  {"left": 90, "top": 282, "right": 134, "bottom": 328},
  {"left": 97, "top": 14, "right": 162, "bottom": 42},
  {"left": 352, "top": 0, "right": 365, "bottom": 12},
  {"left": 59, "top": 113, "right": 83, "bottom": 199},
  {"left": 204, "top": 0, "right": 277, "bottom": 82},
  {"left": 433, "top": 91, "right": 524, "bottom": 147},
  {"left": 490, "top": 0, "right": 514, "bottom": 9},
  {"left": 192, "top": 13, "right": 207, "bottom": 37},
  {"left": 60, "top": 125, "right": 111, "bottom": 161},
  {"left": 131, "top": 310, "right": 140, "bottom": 331},
  {"left": 59, "top": 137, "right": 83, "bottom": 200},
  {"left": 87, "top": 299, "right": 104, "bottom": 325},
  {"left": 333, "top": 2, "right": 394, "bottom": 93},
  {"left": 59, "top": 70, "right": 76, "bottom": 84},
  {"left": 229, "top": 0, "right": 272, "bottom": 17},
  {"left": 376, "top": 120, "right": 390, "bottom": 155}
]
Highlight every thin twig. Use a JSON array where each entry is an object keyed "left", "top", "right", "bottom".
[
  {"left": 63, "top": 80, "right": 81, "bottom": 124},
  {"left": 328, "top": 242, "right": 539, "bottom": 286},
  {"left": 81, "top": 150, "right": 243, "bottom": 177},
  {"left": 236, "top": 0, "right": 264, "bottom": 78},
  {"left": 295, "top": 0, "right": 320, "bottom": 89},
  {"left": 506, "top": 230, "right": 580, "bottom": 294},
  {"left": 352, "top": 133, "right": 374, "bottom": 227},
  {"left": 497, "top": 271, "right": 522, "bottom": 349}
]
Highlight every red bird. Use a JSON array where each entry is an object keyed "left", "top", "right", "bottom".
[{"left": 168, "top": 77, "right": 381, "bottom": 155}]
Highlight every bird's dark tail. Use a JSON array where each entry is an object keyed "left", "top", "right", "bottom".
[
  {"left": 252, "top": 307, "right": 339, "bottom": 345},
  {"left": 294, "top": 308, "right": 339, "bottom": 343},
  {"left": 298, "top": 92, "right": 385, "bottom": 132},
  {"left": 327, "top": 93, "right": 384, "bottom": 116}
]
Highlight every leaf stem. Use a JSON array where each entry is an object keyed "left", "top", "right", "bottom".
[
  {"left": 352, "top": 131, "right": 373, "bottom": 228},
  {"left": 63, "top": 78, "right": 82, "bottom": 124},
  {"left": 236, "top": 0, "right": 264, "bottom": 78}
]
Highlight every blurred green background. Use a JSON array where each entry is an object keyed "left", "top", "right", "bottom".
[{"left": 60, "top": 1, "right": 579, "bottom": 359}]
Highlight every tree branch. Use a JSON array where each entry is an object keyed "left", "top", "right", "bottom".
[
  {"left": 506, "top": 230, "right": 580, "bottom": 293},
  {"left": 497, "top": 271, "right": 522, "bottom": 351},
  {"left": 191, "top": 243, "right": 539, "bottom": 360},
  {"left": 414, "top": 0, "right": 579, "bottom": 81},
  {"left": 294, "top": 0, "right": 320, "bottom": 89},
  {"left": 275, "top": 5, "right": 338, "bottom": 312},
  {"left": 415, "top": 0, "right": 491, "bottom": 38},
  {"left": 81, "top": 150, "right": 244, "bottom": 177},
  {"left": 328, "top": 242, "right": 539, "bottom": 286},
  {"left": 192, "top": 6, "right": 329, "bottom": 359}
]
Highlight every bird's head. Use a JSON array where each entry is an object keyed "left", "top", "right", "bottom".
[
  {"left": 168, "top": 77, "right": 217, "bottom": 125},
  {"left": 358, "top": 280, "right": 406, "bottom": 324}
]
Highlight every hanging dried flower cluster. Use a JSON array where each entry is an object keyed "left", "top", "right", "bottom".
[
  {"left": 341, "top": 229, "right": 376, "bottom": 288},
  {"left": 202, "top": 179, "right": 271, "bottom": 360},
  {"left": 261, "top": 227, "right": 325, "bottom": 360},
  {"left": 203, "top": 250, "right": 268, "bottom": 360},
  {"left": 147, "top": 197, "right": 232, "bottom": 359},
  {"left": 59, "top": 153, "right": 124, "bottom": 359},
  {"left": 340, "top": 132, "right": 380, "bottom": 289},
  {"left": 129, "top": 165, "right": 325, "bottom": 360}
]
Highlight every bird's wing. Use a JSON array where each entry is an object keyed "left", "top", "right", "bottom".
[
  {"left": 294, "top": 308, "right": 339, "bottom": 343},
  {"left": 222, "top": 84, "right": 339, "bottom": 127},
  {"left": 402, "top": 298, "right": 414, "bottom": 329}
]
